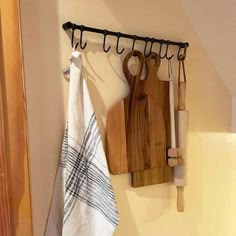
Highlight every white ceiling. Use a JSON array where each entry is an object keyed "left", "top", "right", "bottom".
[{"left": 181, "top": 0, "right": 236, "bottom": 96}]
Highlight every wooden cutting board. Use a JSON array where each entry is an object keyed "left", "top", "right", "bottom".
[
  {"left": 106, "top": 51, "right": 170, "bottom": 175},
  {"left": 131, "top": 52, "right": 172, "bottom": 187},
  {"left": 131, "top": 166, "right": 172, "bottom": 187}
]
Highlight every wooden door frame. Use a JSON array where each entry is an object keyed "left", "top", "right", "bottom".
[
  {"left": 0, "top": 19, "right": 12, "bottom": 234},
  {"left": 0, "top": 0, "right": 33, "bottom": 235}
]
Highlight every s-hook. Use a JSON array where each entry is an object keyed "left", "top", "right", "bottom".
[
  {"left": 79, "top": 25, "right": 87, "bottom": 50},
  {"left": 116, "top": 32, "right": 125, "bottom": 54},
  {"left": 103, "top": 30, "right": 111, "bottom": 53}
]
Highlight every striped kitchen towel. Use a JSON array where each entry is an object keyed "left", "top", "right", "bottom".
[{"left": 45, "top": 50, "right": 119, "bottom": 236}]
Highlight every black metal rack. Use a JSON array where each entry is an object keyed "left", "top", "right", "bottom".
[{"left": 62, "top": 21, "right": 189, "bottom": 59}]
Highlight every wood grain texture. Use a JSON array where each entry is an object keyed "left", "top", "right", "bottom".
[
  {"left": 177, "top": 186, "right": 184, "bottom": 212},
  {"left": 143, "top": 52, "right": 168, "bottom": 167},
  {"left": 107, "top": 51, "right": 148, "bottom": 173},
  {"left": 0, "top": 13, "right": 12, "bottom": 236},
  {"left": 107, "top": 51, "right": 171, "bottom": 182},
  {"left": 131, "top": 52, "right": 172, "bottom": 187},
  {"left": 123, "top": 50, "right": 150, "bottom": 171},
  {"left": 179, "top": 82, "right": 186, "bottom": 110},
  {"left": 132, "top": 166, "right": 171, "bottom": 188},
  {"left": 106, "top": 100, "right": 128, "bottom": 174},
  {"left": 0, "top": 0, "right": 33, "bottom": 234}
]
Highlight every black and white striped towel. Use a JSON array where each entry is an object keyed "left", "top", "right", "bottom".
[{"left": 45, "top": 50, "right": 119, "bottom": 236}]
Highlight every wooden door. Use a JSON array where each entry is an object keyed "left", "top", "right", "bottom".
[{"left": 0, "top": 0, "right": 33, "bottom": 235}]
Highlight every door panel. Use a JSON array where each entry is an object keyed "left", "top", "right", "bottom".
[{"left": 0, "top": 0, "right": 33, "bottom": 235}]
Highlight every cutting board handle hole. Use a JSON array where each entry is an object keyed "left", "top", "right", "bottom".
[{"left": 127, "top": 57, "right": 147, "bottom": 80}]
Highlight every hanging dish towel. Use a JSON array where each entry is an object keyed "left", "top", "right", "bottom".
[{"left": 45, "top": 50, "right": 119, "bottom": 236}]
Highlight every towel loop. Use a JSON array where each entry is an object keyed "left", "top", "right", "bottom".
[
  {"left": 177, "top": 45, "right": 187, "bottom": 61},
  {"left": 103, "top": 30, "right": 111, "bottom": 53}
]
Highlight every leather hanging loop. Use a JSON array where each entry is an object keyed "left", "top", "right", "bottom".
[
  {"left": 178, "top": 53, "right": 187, "bottom": 110},
  {"left": 177, "top": 45, "right": 188, "bottom": 61},
  {"left": 178, "top": 55, "right": 187, "bottom": 83}
]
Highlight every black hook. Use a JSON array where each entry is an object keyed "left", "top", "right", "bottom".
[
  {"left": 131, "top": 35, "right": 137, "bottom": 51},
  {"left": 165, "top": 42, "right": 174, "bottom": 60},
  {"left": 71, "top": 24, "right": 79, "bottom": 49},
  {"left": 103, "top": 30, "right": 111, "bottom": 53},
  {"left": 79, "top": 25, "right": 87, "bottom": 50},
  {"left": 144, "top": 38, "right": 150, "bottom": 57},
  {"left": 148, "top": 38, "right": 155, "bottom": 56},
  {"left": 116, "top": 33, "right": 125, "bottom": 54},
  {"left": 144, "top": 38, "right": 155, "bottom": 57},
  {"left": 159, "top": 41, "right": 166, "bottom": 59}
]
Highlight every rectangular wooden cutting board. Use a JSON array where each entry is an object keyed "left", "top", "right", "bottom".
[{"left": 106, "top": 51, "right": 171, "bottom": 186}]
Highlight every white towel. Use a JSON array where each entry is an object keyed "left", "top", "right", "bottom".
[{"left": 45, "top": 50, "right": 119, "bottom": 236}]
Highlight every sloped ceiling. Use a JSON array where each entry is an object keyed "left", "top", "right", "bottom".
[{"left": 181, "top": 0, "right": 236, "bottom": 96}]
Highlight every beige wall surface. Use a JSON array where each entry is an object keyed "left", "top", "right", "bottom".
[
  {"left": 232, "top": 98, "right": 236, "bottom": 132},
  {"left": 180, "top": 0, "right": 236, "bottom": 96},
  {"left": 20, "top": 0, "right": 236, "bottom": 235}
]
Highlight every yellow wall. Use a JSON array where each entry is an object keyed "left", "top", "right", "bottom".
[{"left": 20, "top": 0, "right": 236, "bottom": 235}]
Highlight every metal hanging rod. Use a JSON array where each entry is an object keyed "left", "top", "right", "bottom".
[{"left": 62, "top": 21, "right": 189, "bottom": 59}]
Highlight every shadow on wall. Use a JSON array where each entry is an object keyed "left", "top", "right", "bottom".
[
  {"left": 63, "top": 30, "right": 143, "bottom": 234},
  {"left": 63, "top": 34, "right": 130, "bottom": 140},
  {"left": 112, "top": 174, "right": 172, "bottom": 236},
  {"left": 64, "top": 30, "right": 157, "bottom": 140},
  {"left": 63, "top": 31, "right": 173, "bottom": 236},
  {"left": 101, "top": 0, "right": 232, "bottom": 134},
  {"left": 20, "top": 0, "right": 64, "bottom": 235}
]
